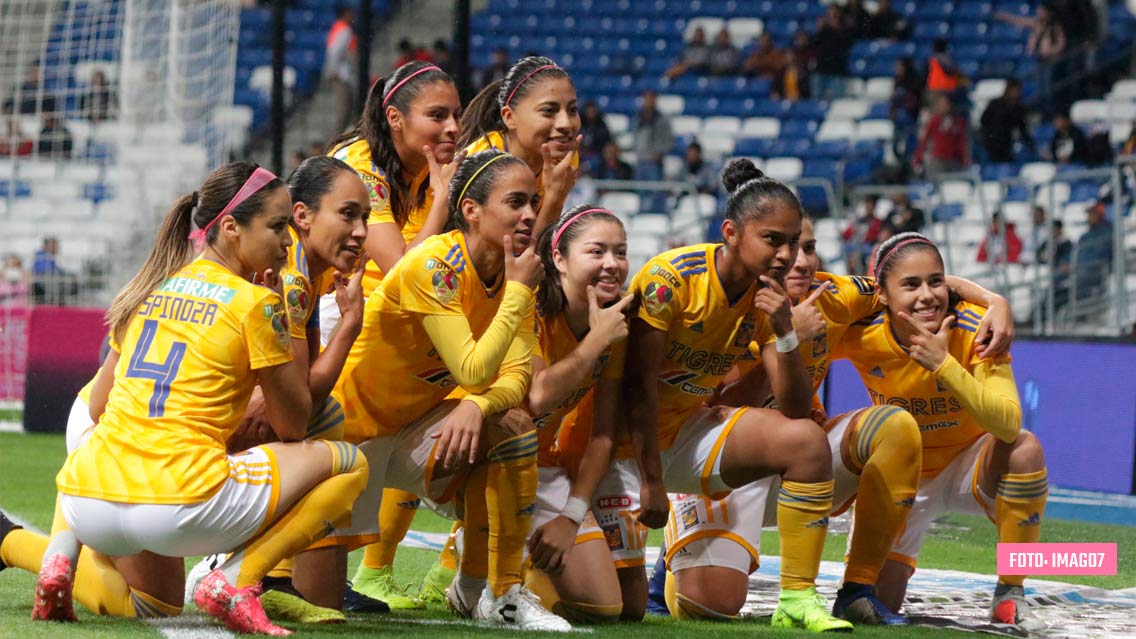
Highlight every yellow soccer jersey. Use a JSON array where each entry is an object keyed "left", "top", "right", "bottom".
[
  {"left": 331, "top": 138, "right": 433, "bottom": 296},
  {"left": 282, "top": 226, "right": 335, "bottom": 339},
  {"left": 631, "top": 244, "right": 774, "bottom": 451},
  {"left": 531, "top": 310, "right": 625, "bottom": 467},
  {"left": 463, "top": 131, "right": 579, "bottom": 200},
  {"left": 742, "top": 272, "right": 882, "bottom": 409},
  {"left": 58, "top": 258, "right": 293, "bottom": 504},
  {"left": 832, "top": 301, "right": 1019, "bottom": 479},
  {"left": 333, "top": 229, "right": 535, "bottom": 443}
]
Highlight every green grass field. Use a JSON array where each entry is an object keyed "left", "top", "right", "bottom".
[{"left": 1, "top": 432, "right": 1132, "bottom": 638}]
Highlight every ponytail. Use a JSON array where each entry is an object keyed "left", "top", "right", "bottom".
[{"left": 458, "top": 80, "right": 506, "bottom": 149}]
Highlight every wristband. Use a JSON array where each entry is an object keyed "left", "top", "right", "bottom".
[
  {"left": 775, "top": 329, "right": 799, "bottom": 353},
  {"left": 561, "top": 496, "right": 589, "bottom": 525}
]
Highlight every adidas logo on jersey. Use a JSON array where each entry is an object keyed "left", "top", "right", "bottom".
[
  {"left": 1018, "top": 512, "right": 1041, "bottom": 527},
  {"left": 689, "top": 321, "right": 704, "bottom": 333},
  {"left": 517, "top": 503, "right": 536, "bottom": 517},
  {"left": 806, "top": 516, "right": 830, "bottom": 529},
  {"left": 935, "top": 379, "right": 949, "bottom": 393},
  {"left": 868, "top": 367, "right": 885, "bottom": 378}
]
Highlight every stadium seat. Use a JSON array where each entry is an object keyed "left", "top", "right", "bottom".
[
  {"left": 763, "top": 157, "right": 802, "bottom": 181},
  {"left": 828, "top": 98, "right": 870, "bottom": 121},
  {"left": 630, "top": 213, "right": 670, "bottom": 235},
  {"left": 725, "top": 18, "right": 763, "bottom": 46},
  {"left": 656, "top": 94, "right": 685, "bottom": 115},
  {"left": 856, "top": 120, "right": 894, "bottom": 142},
  {"left": 671, "top": 115, "right": 703, "bottom": 136},
  {"left": 1070, "top": 100, "right": 1109, "bottom": 126},
  {"left": 698, "top": 133, "right": 735, "bottom": 159},
  {"left": 1020, "top": 162, "right": 1056, "bottom": 185},
  {"left": 605, "top": 113, "right": 631, "bottom": 135},
  {"left": 1107, "top": 79, "right": 1136, "bottom": 102},
  {"left": 816, "top": 120, "right": 855, "bottom": 141},
  {"left": 684, "top": 17, "right": 724, "bottom": 40},
  {"left": 940, "top": 180, "right": 974, "bottom": 204},
  {"left": 1110, "top": 102, "right": 1136, "bottom": 124},
  {"left": 972, "top": 78, "right": 1007, "bottom": 101},
  {"left": 599, "top": 191, "right": 642, "bottom": 216},
  {"left": 740, "top": 117, "right": 780, "bottom": 138},
  {"left": 862, "top": 77, "right": 894, "bottom": 101},
  {"left": 701, "top": 116, "right": 741, "bottom": 136}
]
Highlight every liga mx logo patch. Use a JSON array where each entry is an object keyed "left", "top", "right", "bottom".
[
  {"left": 432, "top": 269, "right": 459, "bottom": 304},
  {"left": 643, "top": 281, "right": 672, "bottom": 316},
  {"left": 286, "top": 287, "right": 309, "bottom": 326}
]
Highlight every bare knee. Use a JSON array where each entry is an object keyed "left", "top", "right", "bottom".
[
  {"left": 617, "top": 567, "right": 647, "bottom": 621},
  {"left": 675, "top": 568, "right": 748, "bottom": 618},
  {"left": 1008, "top": 431, "right": 1046, "bottom": 473},
  {"left": 782, "top": 419, "right": 832, "bottom": 483}
]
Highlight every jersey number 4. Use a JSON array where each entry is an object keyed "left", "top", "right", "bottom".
[{"left": 125, "top": 319, "right": 187, "bottom": 417}]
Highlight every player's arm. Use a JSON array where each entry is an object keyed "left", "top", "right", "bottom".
[
  {"left": 754, "top": 277, "right": 812, "bottom": 419},
  {"left": 87, "top": 350, "right": 120, "bottom": 422},
  {"left": 571, "top": 374, "right": 618, "bottom": 501},
  {"left": 937, "top": 356, "right": 1021, "bottom": 443},
  {"left": 306, "top": 266, "right": 366, "bottom": 406},
  {"left": 461, "top": 321, "right": 536, "bottom": 417},
  {"left": 624, "top": 318, "right": 668, "bottom": 528},
  {"left": 250, "top": 292, "right": 310, "bottom": 442},
  {"left": 945, "top": 276, "right": 1013, "bottom": 357}
]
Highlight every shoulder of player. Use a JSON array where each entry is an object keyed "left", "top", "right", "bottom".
[
  {"left": 950, "top": 301, "right": 987, "bottom": 335},
  {"left": 638, "top": 244, "right": 714, "bottom": 286},
  {"left": 462, "top": 131, "right": 503, "bottom": 156},
  {"left": 851, "top": 308, "right": 886, "bottom": 328},
  {"left": 399, "top": 231, "right": 468, "bottom": 277},
  {"left": 334, "top": 139, "right": 389, "bottom": 182}
]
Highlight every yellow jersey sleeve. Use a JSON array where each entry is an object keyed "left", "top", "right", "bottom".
[
  {"left": 631, "top": 257, "right": 687, "bottom": 332},
  {"left": 401, "top": 251, "right": 470, "bottom": 316},
  {"left": 245, "top": 291, "right": 294, "bottom": 369},
  {"left": 461, "top": 310, "right": 535, "bottom": 417},
  {"left": 282, "top": 227, "right": 321, "bottom": 340}
]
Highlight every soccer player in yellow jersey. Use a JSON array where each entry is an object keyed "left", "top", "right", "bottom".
[
  {"left": 624, "top": 159, "right": 851, "bottom": 632},
  {"left": 492, "top": 205, "right": 635, "bottom": 624},
  {"left": 28, "top": 163, "right": 369, "bottom": 635},
  {"left": 833, "top": 232, "right": 1047, "bottom": 629},
  {"left": 460, "top": 55, "right": 580, "bottom": 236},
  {"left": 326, "top": 149, "right": 568, "bottom": 630},
  {"left": 322, "top": 61, "right": 465, "bottom": 609}
]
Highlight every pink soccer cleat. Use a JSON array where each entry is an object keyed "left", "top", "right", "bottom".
[
  {"left": 193, "top": 568, "right": 291, "bottom": 636},
  {"left": 31, "top": 553, "right": 78, "bottom": 622}
]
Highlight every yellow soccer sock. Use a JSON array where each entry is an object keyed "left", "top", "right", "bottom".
[
  {"left": 777, "top": 479, "right": 834, "bottom": 591},
  {"left": 485, "top": 430, "right": 538, "bottom": 597},
  {"left": 0, "top": 527, "right": 45, "bottom": 573},
  {"left": 265, "top": 556, "right": 295, "bottom": 580},
  {"left": 460, "top": 466, "right": 490, "bottom": 581},
  {"left": 663, "top": 570, "right": 735, "bottom": 621},
  {"left": 995, "top": 468, "right": 1048, "bottom": 587},
  {"left": 845, "top": 407, "right": 921, "bottom": 585},
  {"left": 438, "top": 520, "right": 463, "bottom": 571},
  {"left": 362, "top": 489, "right": 420, "bottom": 570},
  {"left": 223, "top": 441, "right": 368, "bottom": 588}
]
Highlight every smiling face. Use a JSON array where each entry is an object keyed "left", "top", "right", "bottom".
[
  {"left": 554, "top": 218, "right": 628, "bottom": 308},
  {"left": 465, "top": 163, "right": 539, "bottom": 254},
  {"left": 502, "top": 76, "right": 580, "bottom": 163},
  {"left": 879, "top": 247, "right": 950, "bottom": 333},
  {"left": 784, "top": 218, "right": 820, "bottom": 299},
  {"left": 389, "top": 80, "right": 462, "bottom": 166},
  {"left": 295, "top": 170, "right": 370, "bottom": 273},
  {"left": 233, "top": 185, "right": 294, "bottom": 275},
  {"left": 724, "top": 198, "right": 802, "bottom": 284}
]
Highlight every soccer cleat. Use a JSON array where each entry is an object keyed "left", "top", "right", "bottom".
[
  {"left": 343, "top": 581, "right": 391, "bottom": 613},
  {"left": 185, "top": 553, "right": 225, "bottom": 606},
  {"left": 444, "top": 572, "right": 484, "bottom": 619},
  {"left": 418, "top": 558, "right": 456, "bottom": 605},
  {"left": 0, "top": 511, "right": 22, "bottom": 572},
  {"left": 259, "top": 580, "right": 345, "bottom": 624},
  {"left": 833, "top": 582, "right": 908, "bottom": 625},
  {"left": 772, "top": 587, "right": 854, "bottom": 633},
  {"left": 991, "top": 584, "right": 1031, "bottom": 626},
  {"left": 352, "top": 565, "right": 424, "bottom": 610},
  {"left": 31, "top": 553, "right": 78, "bottom": 622},
  {"left": 194, "top": 568, "right": 291, "bottom": 636},
  {"left": 480, "top": 584, "right": 572, "bottom": 632}
]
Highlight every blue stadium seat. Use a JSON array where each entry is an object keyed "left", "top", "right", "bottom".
[
  {"left": 914, "top": 2, "right": 955, "bottom": 20},
  {"left": 780, "top": 119, "right": 818, "bottom": 139},
  {"left": 802, "top": 159, "right": 838, "bottom": 180},
  {"left": 867, "top": 102, "right": 890, "bottom": 120},
  {"left": 956, "top": 2, "right": 993, "bottom": 20},
  {"left": 807, "top": 141, "right": 852, "bottom": 160},
  {"left": 981, "top": 163, "right": 1019, "bottom": 181},
  {"left": 0, "top": 180, "right": 32, "bottom": 199},
  {"left": 932, "top": 203, "right": 965, "bottom": 221},
  {"left": 82, "top": 182, "right": 115, "bottom": 204},
  {"left": 914, "top": 21, "right": 950, "bottom": 39},
  {"left": 734, "top": 138, "right": 777, "bottom": 157},
  {"left": 952, "top": 23, "right": 990, "bottom": 42}
]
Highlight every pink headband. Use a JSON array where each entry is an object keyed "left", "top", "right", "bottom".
[
  {"left": 189, "top": 167, "right": 278, "bottom": 249},
  {"left": 504, "top": 64, "right": 557, "bottom": 106},
  {"left": 874, "top": 237, "right": 934, "bottom": 280},
  {"left": 552, "top": 208, "right": 609, "bottom": 249},
  {"left": 383, "top": 65, "right": 441, "bottom": 106}
]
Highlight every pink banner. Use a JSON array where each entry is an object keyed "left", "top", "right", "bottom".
[
  {"left": 0, "top": 304, "right": 29, "bottom": 401},
  {"left": 997, "top": 543, "right": 1118, "bottom": 576}
]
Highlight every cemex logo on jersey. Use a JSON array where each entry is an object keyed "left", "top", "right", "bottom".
[{"left": 660, "top": 369, "right": 714, "bottom": 396}]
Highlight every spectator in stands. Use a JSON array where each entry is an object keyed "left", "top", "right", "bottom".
[
  {"left": 771, "top": 47, "right": 810, "bottom": 101},
  {"left": 977, "top": 211, "right": 1024, "bottom": 264},
  {"left": 432, "top": 40, "right": 455, "bottom": 75},
  {"left": 812, "top": 5, "right": 853, "bottom": 100},
  {"left": 841, "top": 194, "right": 886, "bottom": 274},
  {"left": 979, "top": 79, "right": 1034, "bottom": 163},
  {"left": 0, "top": 254, "right": 28, "bottom": 305},
  {"left": 925, "top": 38, "right": 961, "bottom": 102},
  {"left": 1075, "top": 201, "right": 1113, "bottom": 300},
  {"left": 997, "top": 4, "right": 1066, "bottom": 111},
  {"left": 681, "top": 141, "right": 718, "bottom": 195},
  {"left": 1085, "top": 122, "right": 1114, "bottom": 167},
  {"left": 0, "top": 118, "right": 32, "bottom": 157},
  {"left": 1052, "top": 0, "right": 1099, "bottom": 48},
  {"left": 664, "top": 27, "right": 710, "bottom": 79},
  {"left": 1050, "top": 113, "right": 1089, "bottom": 165},
  {"left": 633, "top": 91, "right": 673, "bottom": 182},
  {"left": 477, "top": 47, "right": 511, "bottom": 89},
  {"left": 32, "top": 237, "right": 76, "bottom": 305},
  {"left": 80, "top": 70, "right": 117, "bottom": 123},
  {"left": 885, "top": 193, "right": 926, "bottom": 235},
  {"left": 707, "top": 28, "right": 740, "bottom": 76},
  {"left": 3, "top": 67, "right": 55, "bottom": 116},
  {"left": 914, "top": 94, "right": 969, "bottom": 180},
  {"left": 579, "top": 101, "right": 612, "bottom": 167},
  {"left": 791, "top": 30, "right": 815, "bottom": 71},
  {"left": 890, "top": 57, "right": 923, "bottom": 162},
  {"left": 394, "top": 39, "right": 431, "bottom": 69},
  {"left": 1122, "top": 116, "right": 1136, "bottom": 155},
  {"left": 843, "top": 0, "right": 870, "bottom": 38},
  {"left": 1036, "top": 215, "right": 1072, "bottom": 269},
  {"left": 37, "top": 114, "right": 73, "bottom": 158},
  {"left": 324, "top": 5, "right": 357, "bottom": 134},
  {"left": 866, "top": 0, "right": 910, "bottom": 41},
  {"left": 593, "top": 141, "right": 633, "bottom": 181},
  {"left": 742, "top": 33, "right": 786, "bottom": 80}
]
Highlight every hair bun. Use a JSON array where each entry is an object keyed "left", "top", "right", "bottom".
[{"left": 721, "top": 158, "right": 766, "bottom": 195}]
